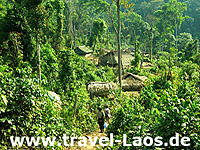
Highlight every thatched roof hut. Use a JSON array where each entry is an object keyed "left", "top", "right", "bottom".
[
  {"left": 87, "top": 82, "right": 118, "bottom": 98},
  {"left": 122, "top": 47, "right": 134, "bottom": 53},
  {"left": 115, "top": 53, "right": 134, "bottom": 68},
  {"left": 122, "top": 73, "right": 148, "bottom": 82},
  {"left": 74, "top": 46, "right": 93, "bottom": 56},
  {"left": 98, "top": 51, "right": 117, "bottom": 67},
  {"left": 98, "top": 51, "right": 134, "bottom": 68},
  {"left": 121, "top": 73, "right": 148, "bottom": 91}
]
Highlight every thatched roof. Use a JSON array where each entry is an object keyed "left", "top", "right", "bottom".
[
  {"left": 122, "top": 73, "right": 148, "bottom": 82},
  {"left": 121, "top": 73, "right": 148, "bottom": 91},
  {"left": 88, "top": 82, "right": 118, "bottom": 98},
  {"left": 75, "top": 46, "right": 93, "bottom": 55},
  {"left": 99, "top": 51, "right": 134, "bottom": 68},
  {"left": 122, "top": 47, "right": 134, "bottom": 53},
  {"left": 101, "top": 48, "right": 111, "bottom": 53},
  {"left": 98, "top": 51, "right": 117, "bottom": 66},
  {"left": 114, "top": 53, "right": 134, "bottom": 67}
]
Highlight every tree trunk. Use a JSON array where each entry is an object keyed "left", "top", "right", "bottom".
[
  {"left": 124, "top": 35, "right": 126, "bottom": 47},
  {"left": 117, "top": 0, "right": 122, "bottom": 88},
  {"left": 162, "top": 23, "right": 166, "bottom": 51},
  {"left": 106, "top": 30, "right": 109, "bottom": 48},
  {"left": 150, "top": 27, "right": 153, "bottom": 63},
  {"left": 162, "top": 34, "right": 164, "bottom": 52},
  {"left": 36, "top": 34, "right": 41, "bottom": 85},
  {"left": 13, "top": 34, "right": 19, "bottom": 67},
  {"left": 134, "top": 30, "right": 137, "bottom": 60},
  {"left": 74, "top": 24, "right": 76, "bottom": 48},
  {"left": 175, "top": 18, "right": 178, "bottom": 49},
  {"left": 50, "top": 75, "right": 52, "bottom": 90},
  {"left": 175, "top": 21, "right": 178, "bottom": 67},
  {"left": 93, "top": 35, "right": 98, "bottom": 52},
  {"left": 66, "top": 0, "right": 73, "bottom": 49},
  {"left": 108, "top": 4, "right": 118, "bottom": 34},
  {"left": 140, "top": 46, "right": 145, "bottom": 69},
  {"left": 77, "top": 12, "right": 82, "bottom": 44},
  {"left": 169, "top": 56, "right": 173, "bottom": 83},
  {"left": 100, "top": 36, "right": 102, "bottom": 52},
  {"left": 89, "top": 17, "right": 92, "bottom": 36}
]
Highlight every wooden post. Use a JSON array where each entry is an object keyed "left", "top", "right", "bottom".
[{"left": 73, "top": 93, "right": 78, "bottom": 118}]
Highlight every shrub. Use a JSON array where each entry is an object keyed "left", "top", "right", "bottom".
[
  {"left": 0, "top": 65, "right": 69, "bottom": 148},
  {"left": 107, "top": 77, "right": 200, "bottom": 149},
  {"left": 179, "top": 61, "right": 199, "bottom": 81}
]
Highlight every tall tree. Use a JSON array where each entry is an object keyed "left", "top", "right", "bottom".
[
  {"left": 27, "top": 1, "right": 48, "bottom": 84},
  {"left": 1, "top": 0, "right": 48, "bottom": 83},
  {"left": 65, "top": 0, "right": 74, "bottom": 49},
  {"left": 117, "top": 0, "right": 122, "bottom": 87},
  {"left": 154, "top": 0, "right": 187, "bottom": 51},
  {"left": 45, "top": 0, "right": 64, "bottom": 52},
  {"left": 88, "top": 18, "right": 107, "bottom": 52},
  {"left": 180, "top": 0, "right": 200, "bottom": 40},
  {"left": 171, "top": 0, "right": 187, "bottom": 48},
  {"left": 108, "top": 0, "right": 134, "bottom": 88},
  {"left": 65, "top": 0, "right": 108, "bottom": 48},
  {"left": 55, "top": 0, "right": 65, "bottom": 51}
]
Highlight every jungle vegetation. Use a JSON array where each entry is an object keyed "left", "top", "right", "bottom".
[{"left": 0, "top": 0, "right": 199, "bottom": 149}]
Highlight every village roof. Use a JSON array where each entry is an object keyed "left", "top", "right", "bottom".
[
  {"left": 104, "top": 51, "right": 115, "bottom": 56},
  {"left": 74, "top": 46, "right": 93, "bottom": 55},
  {"left": 122, "top": 73, "right": 148, "bottom": 82},
  {"left": 122, "top": 47, "right": 134, "bottom": 53},
  {"left": 114, "top": 53, "right": 134, "bottom": 67},
  {"left": 101, "top": 48, "right": 111, "bottom": 53},
  {"left": 100, "top": 51, "right": 134, "bottom": 67},
  {"left": 98, "top": 51, "right": 117, "bottom": 66}
]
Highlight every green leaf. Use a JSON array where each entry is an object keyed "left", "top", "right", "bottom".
[
  {"left": 0, "top": 118, "right": 7, "bottom": 123},
  {"left": 0, "top": 107, "right": 6, "bottom": 113},
  {"left": 12, "top": 125, "right": 16, "bottom": 130},
  {"left": 1, "top": 95, "right": 7, "bottom": 105}
]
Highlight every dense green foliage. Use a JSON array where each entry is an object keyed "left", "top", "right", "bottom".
[
  {"left": 0, "top": 0, "right": 199, "bottom": 63},
  {"left": 0, "top": 0, "right": 200, "bottom": 149},
  {"left": 0, "top": 55, "right": 116, "bottom": 148},
  {"left": 107, "top": 75, "right": 200, "bottom": 149}
]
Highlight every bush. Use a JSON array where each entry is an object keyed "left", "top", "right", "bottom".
[
  {"left": 126, "top": 66, "right": 141, "bottom": 75},
  {"left": 179, "top": 61, "right": 199, "bottom": 81},
  {"left": 107, "top": 77, "right": 200, "bottom": 149},
  {"left": 106, "top": 98, "right": 151, "bottom": 150},
  {"left": 0, "top": 65, "right": 69, "bottom": 148},
  {"left": 0, "top": 64, "right": 104, "bottom": 148},
  {"left": 149, "top": 65, "right": 159, "bottom": 74}
]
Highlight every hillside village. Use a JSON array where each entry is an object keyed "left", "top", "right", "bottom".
[{"left": 0, "top": 0, "right": 200, "bottom": 149}]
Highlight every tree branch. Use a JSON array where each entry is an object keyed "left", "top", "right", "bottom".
[{"left": 108, "top": 4, "right": 118, "bottom": 34}]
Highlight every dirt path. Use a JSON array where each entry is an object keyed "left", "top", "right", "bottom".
[
  {"left": 65, "top": 82, "right": 143, "bottom": 150},
  {"left": 66, "top": 130, "right": 107, "bottom": 150}
]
